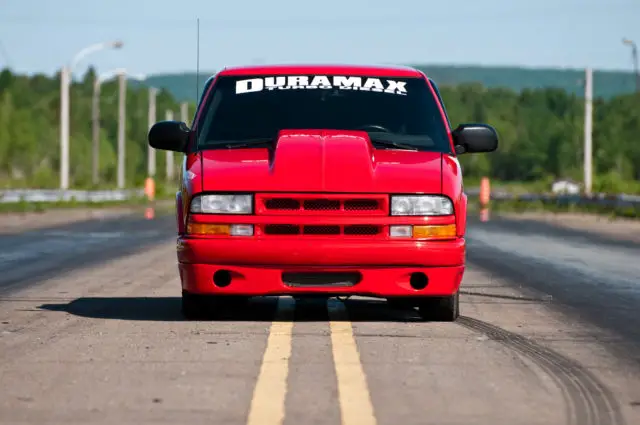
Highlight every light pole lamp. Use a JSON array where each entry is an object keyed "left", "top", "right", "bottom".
[
  {"left": 59, "top": 40, "right": 123, "bottom": 190},
  {"left": 622, "top": 38, "right": 639, "bottom": 93}
]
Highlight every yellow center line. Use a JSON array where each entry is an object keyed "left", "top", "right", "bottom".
[
  {"left": 328, "top": 299, "right": 377, "bottom": 425},
  {"left": 246, "top": 296, "right": 295, "bottom": 425}
]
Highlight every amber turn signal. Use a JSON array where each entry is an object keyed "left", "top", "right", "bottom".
[
  {"left": 412, "top": 224, "right": 457, "bottom": 239},
  {"left": 186, "top": 223, "right": 254, "bottom": 236}
]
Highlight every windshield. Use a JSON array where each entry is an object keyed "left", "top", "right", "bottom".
[{"left": 195, "top": 74, "right": 452, "bottom": 153}]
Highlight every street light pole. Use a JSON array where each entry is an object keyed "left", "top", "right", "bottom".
[
  {"left": 59, "top": 40, "right": 123, "bottom": 190},
  {"left": 91, "top": 75, "right": 101, "bottom": 186},
  {"left": 623, "top": 38, "right": 639, "bottom": 93}
]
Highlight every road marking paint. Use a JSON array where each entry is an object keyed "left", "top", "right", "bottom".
[
  {"left": 246, "top": 296, "right": 295, "bottom": 425},
  {"left": 328, "top": 299, "right": 377, "bottom": 425}
]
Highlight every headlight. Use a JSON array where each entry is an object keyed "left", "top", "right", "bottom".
[
  {"left": 390, "top": 195, "right": 453, "bottom": 216},
  {"left": 190, "top": 194, "right": 253, "bottom": 214}
]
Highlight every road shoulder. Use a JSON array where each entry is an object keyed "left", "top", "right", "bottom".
[
  {"left": 495, "top": 211, "right": 640, "bottom": 243},
  {"left": 0, "top": 201, "right": 174, "bottom": 235}
]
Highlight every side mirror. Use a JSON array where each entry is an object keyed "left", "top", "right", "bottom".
[
  {"left": 148, "top": 120, "right": 191, "bottom": 153},
  {"left": 451, "top": 123, "right": 498, "bottom": 154}
]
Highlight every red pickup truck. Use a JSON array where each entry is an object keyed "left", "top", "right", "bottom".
[{"left": 148, "top": 64, "right": 498, "bottom": 321}]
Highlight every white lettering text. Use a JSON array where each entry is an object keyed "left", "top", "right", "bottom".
[{"left": 235, "top": 78, "right": 263, "bottom": 94}]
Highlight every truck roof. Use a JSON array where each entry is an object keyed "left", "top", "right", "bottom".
[{"left": 217, "top": 63, "right": 425, "bottom": 78}]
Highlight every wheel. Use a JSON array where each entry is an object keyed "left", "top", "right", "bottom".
[
  {"left": 417, "top": 292, "right": 460, "bottom": 322},
  {"left": 181, "top": 291, "right": 211, "bottom": 320}
]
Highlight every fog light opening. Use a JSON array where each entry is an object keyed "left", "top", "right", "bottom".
[
  {"left": 409, "top": 272, "right": 429, "bottom": 290},
  {"left": 213, "top": 270, "right": 232, "bottom": 288}
]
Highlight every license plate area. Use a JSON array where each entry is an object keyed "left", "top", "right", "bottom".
[{"left": 282, "top": 271, "right": 362, "bottom": 287}]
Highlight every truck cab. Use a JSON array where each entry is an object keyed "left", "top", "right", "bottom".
[{"left": 148, "top": 64, "right": 498, "bottom": 321}]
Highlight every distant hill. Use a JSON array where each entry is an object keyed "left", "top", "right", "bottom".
[{"left": 142, "top": 64, "right": 638, "bottom": 103}]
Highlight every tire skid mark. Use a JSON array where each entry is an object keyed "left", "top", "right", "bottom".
[
  {"left": 458, "top": 316, "right": 626, "bottom": 425},
  {"left": 459, "top": 319, "right": 583, "bottom": 425}
]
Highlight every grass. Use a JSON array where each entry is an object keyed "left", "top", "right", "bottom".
[{"left": 0, "top": 195, "right": 174, "bottom": 214}]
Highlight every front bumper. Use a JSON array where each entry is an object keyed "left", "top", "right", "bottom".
[{"left": 177, "top": 237, "right": 465, "bottom": 297}]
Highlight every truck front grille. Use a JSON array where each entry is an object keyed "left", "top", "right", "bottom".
[
  {"left": 257, "top": 193, "right": 388, "bottom": 215},
  {"left": 263, "top": 224, "right": 381, "bottom": 237},
  {"left": 257, "top": 193, "right": 388, "bottom": 238}
]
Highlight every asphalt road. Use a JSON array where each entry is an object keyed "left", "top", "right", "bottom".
[{"left": 0, "top": 212, "right": 638, "bottom": 425}]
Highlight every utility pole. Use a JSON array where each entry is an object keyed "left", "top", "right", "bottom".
[
  {"left": 180, "top": 101, "right": 189, "bottom": 125},
  {"left": 91, "top": 76, "right": 101, "bottom": 186},
  {"left": 165, "top": 109, "right": 174, "bottom": 181},
  {"left": 147, "top": 87, "right": 158, "bottom": 177},
  {"left": 583, "top": 67, "right": 593, "bottom": 196},
  {"left": 60, "top": 66, "right": 70, "bottom": 189},
  {"left": 634, "top": 46, "right": 640, "bottom": 93},
  {"left": 117, "top": 71, "right": 127, "bottom": 189},
  {"left": 622, "top": 38, "right": 640, "bottom": 93}
]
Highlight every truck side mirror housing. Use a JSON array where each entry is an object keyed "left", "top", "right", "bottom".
[
  {"left": 452, "top": 123, "right": 498, "bottom": 154},
  {"left": 148, "top": 120, "right": 191, "bottom": 153}
]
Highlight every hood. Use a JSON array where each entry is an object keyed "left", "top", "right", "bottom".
[{"left": 200, "top": 130, "right": 442, "bottom": 193}]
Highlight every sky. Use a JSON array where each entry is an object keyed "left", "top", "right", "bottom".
[{"left": 1, "top": 0, "right": 640, "bottom": 79}]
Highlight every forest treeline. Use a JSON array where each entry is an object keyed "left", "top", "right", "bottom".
[
  {"left": 0, "top": 67, "right": 193, "bottom": 189},
  {"left": 1, "top": 67, "right": 639, "bottom": 193}
]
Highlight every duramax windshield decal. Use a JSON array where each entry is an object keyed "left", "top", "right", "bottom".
[{"left": 235, "top": 75, "right": 408, "bottom": 95}]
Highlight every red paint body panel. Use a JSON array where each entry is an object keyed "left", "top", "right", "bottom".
[
  {"left": 200, "top": 130, "right": 442, "bottom": 194},
  {"left": 441, "top": 154, "right": 467, "bottom": 237},
  {"left": 173, "top": 64, "right": 469, "bottom": 299},
  {"left": 179, "top": 263, "right": 464, "bottom": 297},
  {"left": 218, "top": 64, "right": 424, "bottom": 78},
  {"left": 178, "top": 237, "right": 464, "bottom": 267}
]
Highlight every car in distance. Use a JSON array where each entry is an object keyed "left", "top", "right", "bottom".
[{"left": 148, "top": 64, "right": 498, "bottom": 321}]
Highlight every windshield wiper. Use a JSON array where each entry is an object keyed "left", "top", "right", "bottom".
[
  {"left": 207, "top": 138, "right": 275, "bottom": 149},
  {"left": 206, "top": 136, "right": 422, "bottom": 151},
  {"left": 369, "top": 139, "right": 420, "bottom": 151}
]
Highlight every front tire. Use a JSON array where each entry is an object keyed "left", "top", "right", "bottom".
[{"left": 417, "top": 292, "right": 460, "bottom": 322}]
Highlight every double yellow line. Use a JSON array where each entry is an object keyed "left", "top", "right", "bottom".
[{"left": 246, "top": 297, "right": 377, "bottom": 425}]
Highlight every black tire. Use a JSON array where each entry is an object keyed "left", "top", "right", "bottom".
[
  {"left": 417, "top": 292, "right": 460, "bottom": 322},
  {"left": 181, "top": 291, "right": 211, "bottom": 320}
]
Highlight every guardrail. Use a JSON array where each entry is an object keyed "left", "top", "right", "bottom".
[
  {"left": 0, "top": 189, "right": 145, "bottom": 204},
  {"left": 465, "top": 188, "right": 640, "bottom": 208}
]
